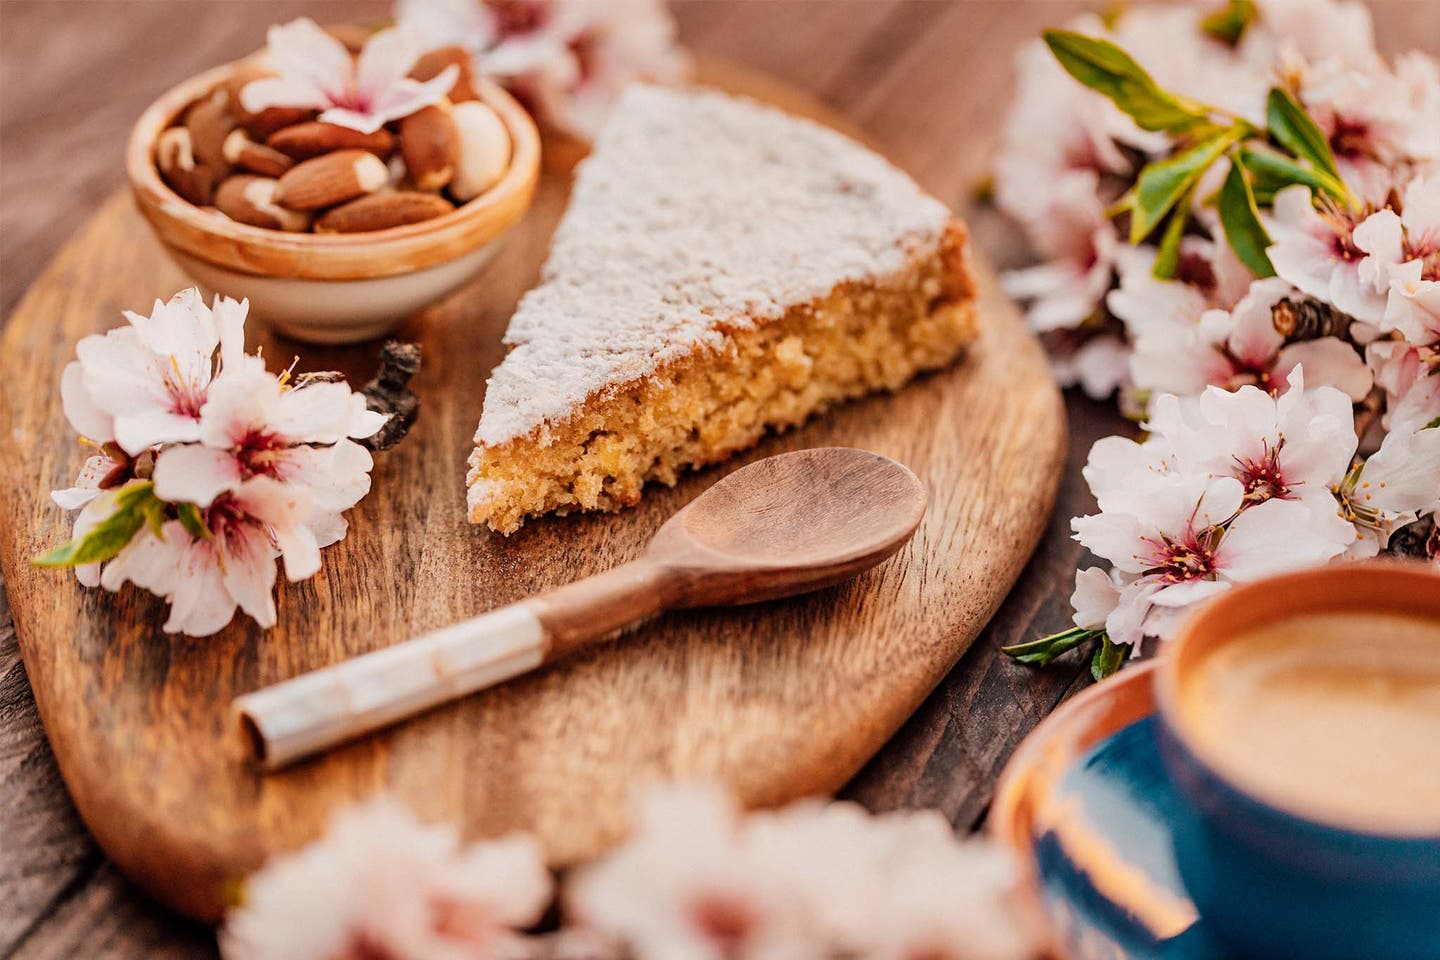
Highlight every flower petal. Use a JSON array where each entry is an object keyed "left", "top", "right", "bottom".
[
  {"left": 153, "top": 444, "right": 242, "bottom": 508},
  {"left": 165, "top": 538, "right": 238, "bottom": 637},
  {"left": 61, "top": 361, "right": 114, "bottom": 443}
]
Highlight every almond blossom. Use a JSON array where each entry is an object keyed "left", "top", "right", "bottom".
[
  {"left": 43, "top": 289, "right": 387, "bottom": 637},
  {"left": 63, "top": 288, "right": 245, "bottom": 456},
  {"left": 241, "top": 18, "right": 457, "bottom": 134},
  {"left": 1290, "top": 54, "right": 1440, "bottom": 198},
  {"left": 152, "top": 358, "right": 383, "bottom": 549},
  {"left": 1120, "top": 272, "right": 1372, "bottom": 401},
  {"left": 1073, "top": 444, "right": 1351, "bottom": 647},
  {"left": 221, "top": 798, "right": 551, "bottom": 960},
  {"left": 395, "top": 0, "right": 687, "bottom": 140},
  {"left": 106, "top": 477, "right": 318, "bottom": 636},
  {"left": 567, "top": 784, "right": 819, "bottom": 960},
  {"left": 1145, "top": 368, "right": 1361, "bottom": 536},
  {"left": 1333, "top": 421, "right": 1440, "bottom": 558},
  {"left": 568, "top": 784, "right": 1041, "bottom": 960},
  {"left": 1266, "top": 185, "right": 1392, "bottom": 325}
]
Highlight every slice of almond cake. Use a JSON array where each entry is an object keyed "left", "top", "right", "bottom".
[{"left": 467, "top": 85, "right": 977, "bottom": 533}]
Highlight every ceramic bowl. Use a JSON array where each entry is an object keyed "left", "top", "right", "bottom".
[
  {"left": 126, "top": 59, "right": 540, "bottom": 344},
  {"left": 1154, "top": 561, "right": 1440, "bottom": 960}
]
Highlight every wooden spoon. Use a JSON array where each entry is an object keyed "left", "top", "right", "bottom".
[{"left": 236, "top": 447, "right": 927, "bottom": 770}]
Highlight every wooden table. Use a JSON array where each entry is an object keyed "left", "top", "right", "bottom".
[{"left": 1, "top": 2, "right": 1433, "bottom": 956}]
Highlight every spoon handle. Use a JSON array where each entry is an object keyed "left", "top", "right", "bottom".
[{"left": 236, "top": 560, "right": 668, "bottom": 770}]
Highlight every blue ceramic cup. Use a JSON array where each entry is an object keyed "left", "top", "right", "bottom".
[{"left": 1154, "top": 562, "right": 1440, "bottom": 960}]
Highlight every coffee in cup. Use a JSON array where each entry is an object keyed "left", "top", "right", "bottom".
[
  {"left": 1177, "top": 608, "right": 1440, "bottom": 835},
  {"left": 1156, "top": 561, "right": 1440, "bottom": 960}
]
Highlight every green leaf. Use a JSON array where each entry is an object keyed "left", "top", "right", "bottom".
[
  {"left": 1238, "top": 147, "right": 1348, "bottom": 205},
  {"left": 1002, "top": 626, "right": 1102, "bottom": 668},
  {"left": 34, "top": 481, "right": 157, "bottom": 568},
  {"left": 1091, "top": 634, "right": 1133, "bottom": 680},
  {"left": 176, "top": 501, "right": 209, "bottom": 539},
  {"left": 1044, "top": 30, "right": 1211, "bottom": 132},
  {"left": 1266, "top": 87, "right": 1341, "bottom": 182},
  {"left": 1152, "top": 197, "right": 1191, "bottom": 280},
  {"left": 1218, "top": 156, "right": 1276, "bottom": 277},
  {"left": 1131, "top": 127, "right": 1244, "bottom": 242},
  {"left": 1425, "top": 416, "right": 1440, "bottom": 431},
  {"left": 1200, "top": 0, "right": 1256, "bottom": 47}
]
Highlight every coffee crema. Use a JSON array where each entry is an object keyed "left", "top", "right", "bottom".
[{"left": 1179, "top": 610, "right": 1440, "bottom": 835}]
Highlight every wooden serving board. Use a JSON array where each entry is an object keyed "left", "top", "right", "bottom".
[{"left": 0, "top": 62, "right": 1065, "bottom": 922}]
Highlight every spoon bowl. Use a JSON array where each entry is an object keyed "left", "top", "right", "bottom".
[{"left": 652, "top": 447, "right": 927, "bottom": 606}]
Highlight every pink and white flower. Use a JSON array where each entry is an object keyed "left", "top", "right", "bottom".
[
  {"left": 152, "top": 359, "right": 384, "bottom": 547},
  {"left": 1335, "top": 421, "right": 1440, "bottom": 557},
  {"left": 221, "top": 798, "right": 551, "bottom": 960},
  {"left": 47, "top": 288, "right": 386, "bottom": 637},
  {"left": 568, "top": 784, "right": 818, "bottom": 960},
  {"left": 1122, "top": 274, "right": 1372, "bottom": 401},
  {"left": 1073, "top": 459, "right": 1349, "bottom": 647},
  {"left": 569, "top": 784, "right": 1040, "bottom": 960},
  {"left": 396, "top": 0, "right": 687, "bottom": 140},
  {"left": 1146, "top": 368, "right": 1361, "bottom": 530},
  {"left": 1267, "top": 185, "right": 1393, "bottom": 325},
  {"left": 63, "top": 289, "right": 246, "bottom": 456},
  {"left": 242, "top": 18, "right": 457, "bottom": 134},
  {"left": 103, "top": 477, "right": 319, "bottom": 636}
]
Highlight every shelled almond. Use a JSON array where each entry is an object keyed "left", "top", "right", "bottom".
[
  {"left": 215, "top": 175, "right": 312, "bottom": 231},
  {"left": 269, "top": 122, "right": 395, "bottom": 161},
  {"left": 153, "top": 40, "right": 515, "bottom": 234},
  {"left": 315, "top": 192, "right": 456, "bottom": 233}
]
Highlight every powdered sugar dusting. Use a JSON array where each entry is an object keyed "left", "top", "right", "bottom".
[{"left": 475, "top": 84, "right": 952, "bottom": 446}]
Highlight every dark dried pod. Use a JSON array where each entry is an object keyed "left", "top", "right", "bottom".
[
  {"left": 360, "top": 341, "right": 421, "bottom": 452},
  {"left": 1385, "top": 515, "right": 1437, "bottom": 560},
  {"left": 1271, "top": 296, "right": 1353, "bottom": 342}
]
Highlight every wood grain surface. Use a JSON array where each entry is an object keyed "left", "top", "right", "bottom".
[
  {"left": 0, "top": 54, "right": 1067, "bottom": 924},
  {"left": 5, "top": 2, "right": 1435, "bottom": 957}
]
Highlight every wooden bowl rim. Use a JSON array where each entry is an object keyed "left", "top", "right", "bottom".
[{"left": 125, "top": 56, "right": 541, "bottom": 280}]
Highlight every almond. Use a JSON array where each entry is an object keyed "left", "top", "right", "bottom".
[
  {"left": 314, "top": 191, "right": 455, "bottom": 233},
  {"left": 400, "top": 103, "right": 459, "bottom": 192},
  {"left": 184, "top": 89, "right": 236, "bottom": 174},
  {"left": 215, "top": 175, "right": 312, "bottom": 231},
  {"left": 273, "top": 149, "right": 390, "bottom": 210},
  {"left": 409, "top": 46, "right": 478, "bottom": 103},
  {"left": 223, "top": 129, "right": 294, "bottom": 178},
  {"left": 450, "top": 101, "right": 511, "bottom": 202},
  {"left": 155, "top": 127, "right": 217, "bottom": 205},
  {"left": 226, "top": 64, "right": 315, "bottom": 140},
  {"left": 268, "top": 122, "right": 395, "bottom": 161}
]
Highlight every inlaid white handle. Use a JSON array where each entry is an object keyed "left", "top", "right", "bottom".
[{"left": 236, "top": 603, "right": 546, "bottom": 770}]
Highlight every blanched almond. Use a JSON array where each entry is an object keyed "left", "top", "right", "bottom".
[
  {"left": 449, "top": 101, "right": 511, "bottom": 202},
  {"left": 267, "top": 122, "right": 395, "bottom": 161},
  {"left": 156, "top": 127, "right": 217, "bottom": 205},
  {"left": 400, "top": 103, "right": 459, "bottom": 192},
  {"left": 273, "top": 149, "right": 390, "bottom": 210},
  {"left": 215, "top": 175, "right": 312, "bottom": 231},
  {"left": 223, "top": 129, "right": 294, "bottom": 178},
  {"left": 409, "top": 46, "right": 478, "bottom": 102},
  {"left": 314, "top": 191, "right": 455, "bottom": 233}
]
